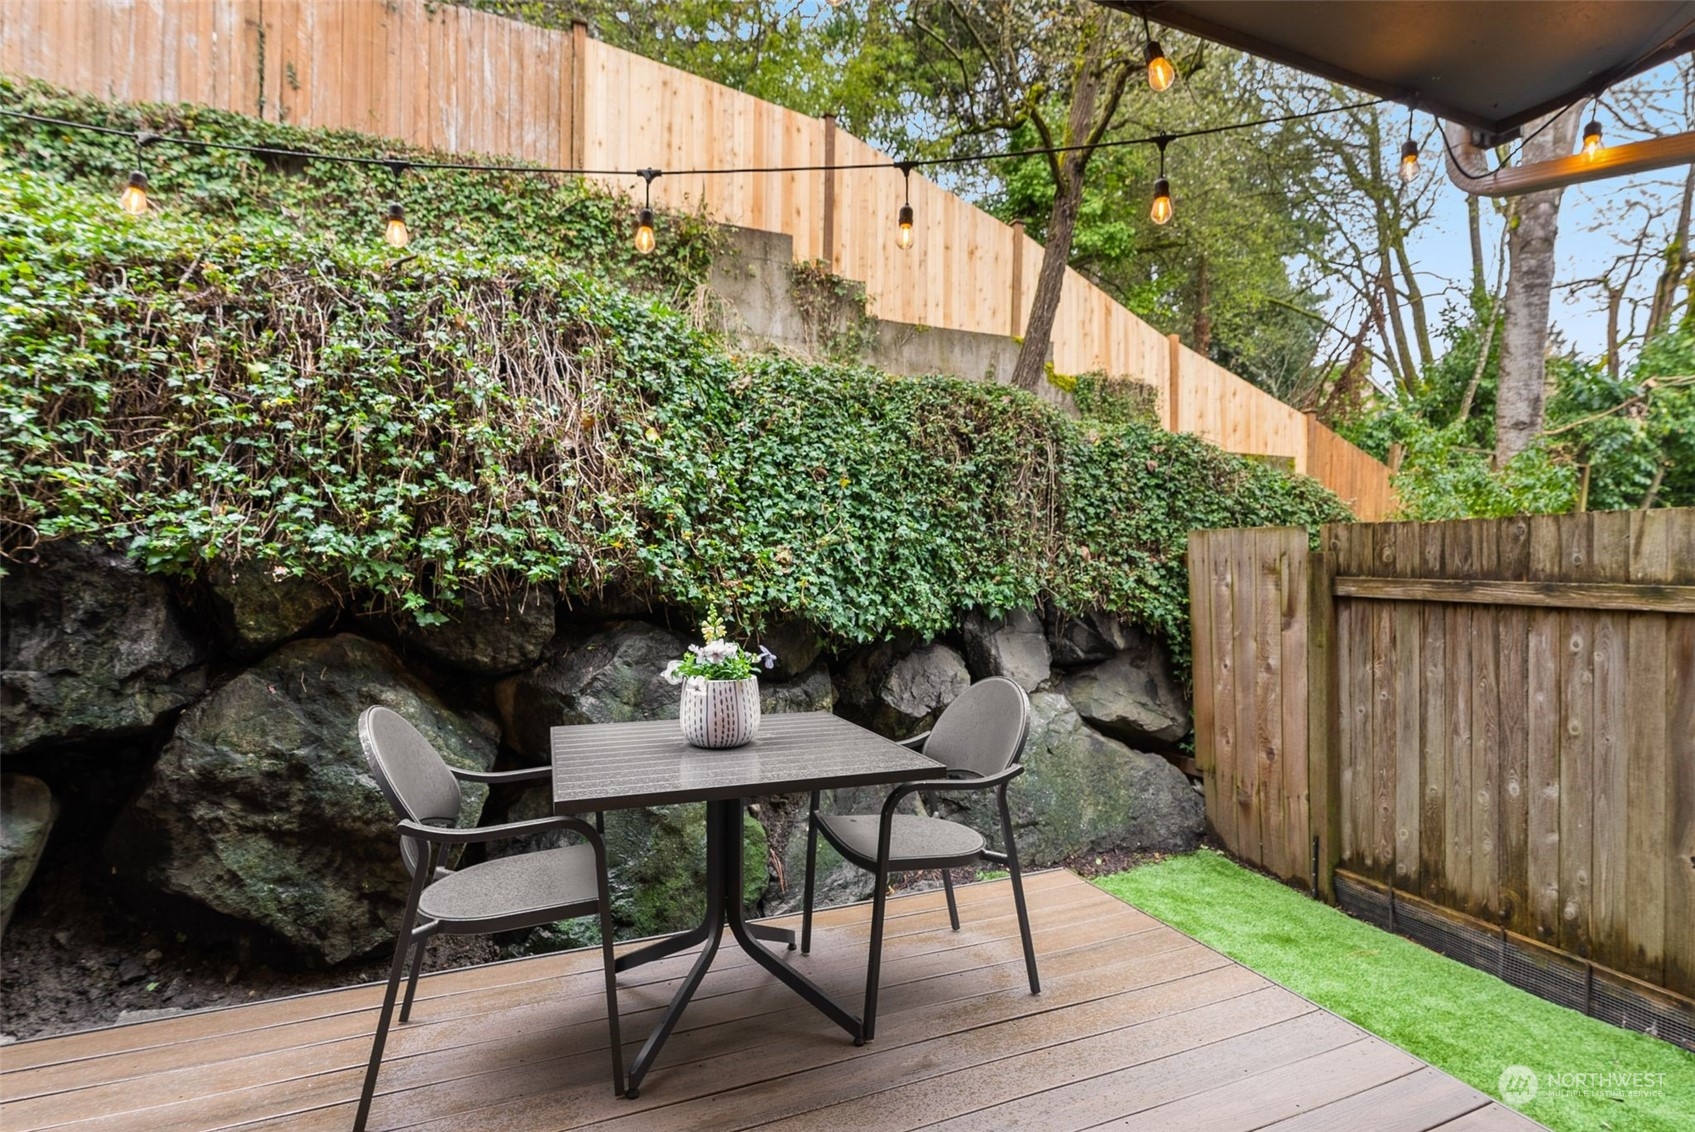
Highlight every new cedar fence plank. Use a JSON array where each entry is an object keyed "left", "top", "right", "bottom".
[{"left": 1195, "top": 510, "right": 1695, "bottom": 1003}]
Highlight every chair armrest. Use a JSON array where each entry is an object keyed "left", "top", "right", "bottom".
[
  {"left": 880, "top": 764, "right": 1023, "bottom": 816},
  {"left": 898, "top": 731, "right": 931, "bottom": 752},
  {"left": 397, "top": 814, "right": 599, "bottom": 847},
  {"left": 450, "top": 765, "right": 551, "bottom": 785}
]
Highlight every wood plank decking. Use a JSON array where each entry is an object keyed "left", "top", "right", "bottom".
[{"left": 0, "top": 870, "right": 1545, "bottom": 1131}]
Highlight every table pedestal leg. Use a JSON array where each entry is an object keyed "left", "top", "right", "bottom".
[{"left": 621, "top": 798, "right": 863, "bottom": 1098}]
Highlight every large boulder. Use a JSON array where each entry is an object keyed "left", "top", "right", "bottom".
[
  {"left": 494, "top": 622, "right": 687, "bottom": 761},
  {"left": 108, "top": 634, "right": 495, "bottom": 965},
  {"left": 1059, "top": 634, "right": 1191, "bottom": 751},
  {"left": 207, "top": 565, "right": 338, "bottom": 656},
  {"left": 932, "top": 692, "right": 1202, "bottom": 866},
  {"left": 1, "top": 542, "right": 207, "bottom": 755},
  {"left": 881, "top": 640, "right": 976, "bottom": 728},
  {"left": 396, "top": 585, "right": 557, "bottom": 676},
  {"left": 752, "top": 618, "right": 822, "bottom": 681},
  {"left": 1, "top": 775, "right": 57, "bottom": 935},
  {"left": 759, "top": 663, "right": 835, "bottom": 715},
  {"left": 961, "top": 609, "right": 1051, "bottom": 691},
  {"left": 837, "top": 639, "right": 970, "bottom": 737},
  {"left": 1048, "top": 611, "right": 1139, "bottom": 668}
]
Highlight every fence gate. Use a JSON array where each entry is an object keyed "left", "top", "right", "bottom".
[{"left": 1189, "top": 512, "right": 1695, "bottom": 1044}]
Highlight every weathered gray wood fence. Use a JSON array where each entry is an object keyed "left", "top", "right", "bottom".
[{"left": 1189, "top": 511, "right": 1695, "bottom": 1015}]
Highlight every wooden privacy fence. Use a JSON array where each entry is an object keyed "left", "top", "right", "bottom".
[
  {"left": 1189, "top": 511, "right": 1695, "bottom": 1031},
  {"left": 0, "top": 0, "right": 1395, "bottom": 517}
]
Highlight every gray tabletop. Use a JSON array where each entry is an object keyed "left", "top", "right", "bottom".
[{"left": 551, "top": 712, "right": 942, "bottom": 813}]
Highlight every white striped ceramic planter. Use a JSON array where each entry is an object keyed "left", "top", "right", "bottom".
[{"left": 679, "top": 676, "right": 761, "bottom": 749}]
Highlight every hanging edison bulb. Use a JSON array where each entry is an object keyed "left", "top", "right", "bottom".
[
  {"left": 635, "top": 207, "right": 657, "bottom": 254},
  {"left": 1149, "top": 177, "right": 1173, "bottom": 225},
  {"left": 1144, "top": 41, "right": 1176, "bottom": 92},
  {"left": 896, "top": 203, "right": 915, "bottom": 250},
  {"left": 384, "top": 202, "right": 410, "bottom": 248},
  {"left": 1582, "top": 119, "right": 1603, "bottom": 160},
  {"left": 119, "top": 170, "right": 150, "bottom": 216},
  {"left": 1398, "top": 139, "right": 1420, "bottom": 183}
]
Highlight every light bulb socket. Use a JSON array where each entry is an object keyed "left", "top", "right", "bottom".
[
  {"left": 127, "top": 170, "right": 149, "bottom": 191},
  {"left": 1583, "top": 120, "right": 1602, "bottom": 145},
  {"left": 1144, "top": 40, "right": 1165, "bottom": 67},
  {"left": 1401, "top": 140, "right": 1419, "bottom": 162},
  {"left": 638, "top": 207, "right": 655, "bottom": 228},
  {"left": 386, "top": 202, "right": 405, "bottom": 223},
  {"left": 898, "top": 203, "right": 914, "bottom": 229},
  {"left": 1152, "top": 177, "right": 1170, "bottom": 201}
]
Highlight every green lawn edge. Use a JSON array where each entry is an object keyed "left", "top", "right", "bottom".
[{"left": 1094, "top": 850, "right": 1694, "bottom": 1132}]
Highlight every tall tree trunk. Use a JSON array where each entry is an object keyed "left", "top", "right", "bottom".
[
  {"left": 1012, "top": 171, "right": 1086, "bottom": 390},
  {"left": 1647, "top": 162, "right": 1694, "bottom": 339},
  {"left": 1379, "top": 250, "right": 1419, "bottom": 391},
  {"left": 1605, "top": 285, "right": 1622, "bottom": 379},
  {"left": 1494, "top": 110, "right": 1581, "bottom": 467},
  {"left": 1393, "top": 237, "right": 1434, "bottom": 370},
  {"left": 1011, "top": 27, "right": 1106, "bottom": 392},
  {"left": 1468, "top": 195, "right": 1487, "bottom": 298}
]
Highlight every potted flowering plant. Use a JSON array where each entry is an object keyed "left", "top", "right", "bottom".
[{"left": 663, "top": 618, "right": 777, "bottom": 748}]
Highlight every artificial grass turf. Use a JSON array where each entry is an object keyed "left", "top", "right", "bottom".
[{"left": 1095, "top": 850, "right": 1694, "bottom": 1132}]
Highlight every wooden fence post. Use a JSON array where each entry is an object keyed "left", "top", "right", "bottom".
[
  {"left": 822, "top": 113, "right": 837, "bottom": 271},
  {"left": 569, "top": 19, "right": 588, "bottom": 170}
]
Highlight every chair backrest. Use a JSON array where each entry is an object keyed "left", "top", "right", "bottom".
[
  {"left": 922, "top": 676, "right": 1031, "bottom": 779},
  {"left": 359, "top": 705, "right": 462, "bottom": 874}
]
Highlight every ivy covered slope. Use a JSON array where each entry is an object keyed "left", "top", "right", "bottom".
[{"left": 0, "top": 82, "right": 1350, "bottom": 659}]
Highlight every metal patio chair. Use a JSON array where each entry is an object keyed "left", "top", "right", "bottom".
[
  {"left": 353, "top": 706, "right": 624, "bottom": 1132},
  {"left": 799, "top": 676, "right": 1039, "bottom": 1042}
]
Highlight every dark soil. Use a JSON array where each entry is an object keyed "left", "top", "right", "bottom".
[
  {"left": 0, "top": 859, "right": 497, "bottom": 1044},
  {"left": 1, "top": 843, "right": 1173, "bottom": 1045}
]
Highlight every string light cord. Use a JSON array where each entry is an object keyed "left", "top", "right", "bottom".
[{"left": 0, "top": 97, "right": 1385, "bottom": 182}]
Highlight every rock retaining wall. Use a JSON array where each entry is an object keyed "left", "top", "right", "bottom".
[{"left": 1, "top": 544, "right": 1201, "bottom": 965}]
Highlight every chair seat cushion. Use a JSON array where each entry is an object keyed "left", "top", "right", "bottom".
[
  {"left": 818, "top": 812, "right": 986, "bottom": 867},
  {"left": 420, "top": 843, "right": 600, "bottom": 926}
]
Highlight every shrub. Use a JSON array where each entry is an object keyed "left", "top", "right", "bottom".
[{"left": 0, "top": 90, "right": 1352, "bottom": 670}]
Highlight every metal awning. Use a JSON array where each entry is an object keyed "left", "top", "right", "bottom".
[{"left": 1108, "top": 1, "right": 1695, "bottom": 142}]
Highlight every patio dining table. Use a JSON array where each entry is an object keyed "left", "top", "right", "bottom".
[{"left": 551, "top": 710, "right": 942, "bottom": 1097}]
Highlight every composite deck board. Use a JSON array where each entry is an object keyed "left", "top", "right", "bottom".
[{"left": 0, "top": 871, "right": 1544, "bottom": 1132}]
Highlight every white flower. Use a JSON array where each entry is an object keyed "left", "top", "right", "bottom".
[
  {"left": 662, "top": 659, "right": 685, "bottom": 685},
  {"left": 756, "top": 646, "right": 778, "bottom": 670},
  {"left": 698, "top": 639, "right": 737, "bottom": 664}
]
